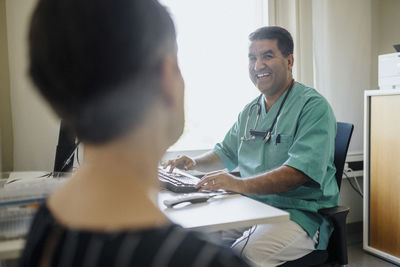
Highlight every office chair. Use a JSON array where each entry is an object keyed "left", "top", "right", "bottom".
[{"left": 280, "top": 122, "right": 354, "bottom": 267}]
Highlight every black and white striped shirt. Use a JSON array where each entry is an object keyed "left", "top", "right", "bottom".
[{"left": 18, "top": 205, "right": 249, "bottom": 267}]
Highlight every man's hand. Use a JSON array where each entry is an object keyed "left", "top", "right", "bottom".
[
  {"left": 196, "top": 166, "right": 310, "bottom": 195},
  {"left": 195, "top": 170, "right": 245, "bottom": 193},
  {"left": 162, "top": 155, "right": 196, "bottom": 172}
]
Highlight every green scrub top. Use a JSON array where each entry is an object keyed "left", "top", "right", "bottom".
[{"left": 213, "top": 82, "right": 338, "bottom": 250}]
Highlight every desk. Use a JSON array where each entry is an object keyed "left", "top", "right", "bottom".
[
  {"left": 159, "top": 191, "right": 289, "bottom": 232},
  {"left": 0, "top": 239, "right": 24, "bottom": 260},
  {"left": 0, "top": 174, "right": 289, "bottom": 261}
]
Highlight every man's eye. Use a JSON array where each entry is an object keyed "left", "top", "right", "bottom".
[{"left": 263, "top": 54, "right": 273, "bottom": 60}]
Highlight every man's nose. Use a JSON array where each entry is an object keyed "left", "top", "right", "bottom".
[{"left": 254, "top": 57, "right": 265, "bottom": 71}]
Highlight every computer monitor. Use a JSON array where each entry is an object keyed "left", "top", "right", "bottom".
[{"left": 53, "top": 120, "right": 77, "bottom": 173}]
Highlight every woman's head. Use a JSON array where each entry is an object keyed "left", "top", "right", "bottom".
[{"left": 29, "top": 0, "right": 182, "bottom": 144}]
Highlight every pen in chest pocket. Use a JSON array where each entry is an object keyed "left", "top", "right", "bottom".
[{"left": 276, "top": 134, "right": 281, "bottom": 145}]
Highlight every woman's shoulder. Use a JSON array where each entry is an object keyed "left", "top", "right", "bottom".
[{"left": 21, "top": 207, "right": 248, "bottom": 267}]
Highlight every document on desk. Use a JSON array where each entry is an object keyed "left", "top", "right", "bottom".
[
  {"left": 0, "top": 172, "right": 68, "bottom": 240},
  {"left": 158, "top": 191, "right": 290, "bottom": 232},
  {"left": 1, "top": 173, "right": 67, "bottom": 207}
]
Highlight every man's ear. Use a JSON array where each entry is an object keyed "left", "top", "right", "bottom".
[{"left": 287, "top": 54, "right": 294, "bottom": 71}]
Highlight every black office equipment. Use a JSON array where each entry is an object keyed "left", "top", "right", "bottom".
[
  {"left": 394, "top": 44, "right": 400, "bottom": 52},
  {"left": 158, "top": 167, "right": 200, "bottom": 193},
  {"left": 53, "top": 120, "right": 77, "bottom": 173},
  {"left": 280, "top": 122, "right": 354, "bottom": 267},
  {"left": 163, "top": 192, "right": 214, "bottom": 207}
]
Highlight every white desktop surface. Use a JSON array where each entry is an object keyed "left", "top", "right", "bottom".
[
  {"left": 0, "top": 172, "right": 290, "bottom": 261},
  {"left": 159, "top": 190, "right": 289, "bottom": 232},
  {"left": 0, "top": 239, "right": 25, "bottom": 260}
]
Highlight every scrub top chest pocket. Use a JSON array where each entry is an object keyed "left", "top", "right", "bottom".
[
  {"left": 267, "top": 134, "right": 293, "bottom": 168},
  {"left": 237, "top": 133, "right": 293, "bottom": 176}
]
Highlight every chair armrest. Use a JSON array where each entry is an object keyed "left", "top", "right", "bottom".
[
  {"left": 318, "top": 205, "right": 350, "bottom": 265},
  {"left": 318, "top": 206, "right": 350, "bottom": 218}
]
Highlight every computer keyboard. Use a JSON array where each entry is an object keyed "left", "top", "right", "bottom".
[{"left": 158, "top": 167, "right": 200, "bottom": 193}]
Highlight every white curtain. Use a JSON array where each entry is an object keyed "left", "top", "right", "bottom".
[
  {"left": 268, "top": 0, "right": 373, "bottom": 155},
  {"left": 312, "top": 0, "right": 371, "bottom": 155}
]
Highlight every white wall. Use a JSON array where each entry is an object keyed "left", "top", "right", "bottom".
[
  {"left": 340, "top": 177, "right": 363, "bottom": 223},
  {"left": 6, "top": 0, "right": 60, "bottom": 171},
  {"left": 0, "top": 0, "right": 13, "bottom": 172},
  {"left": 377, "top": 0, "right": 400, "bottom": 54},
  {"left": 312, "top": 0, "right": 372, "bottom": 156}
]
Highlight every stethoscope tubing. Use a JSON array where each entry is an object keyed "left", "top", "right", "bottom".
[
  {"left": 241, "top": 95, "right": 263, "bottom": 141},
  {"left": 240, "top": 79, "right": 295, "bottom": 142}
]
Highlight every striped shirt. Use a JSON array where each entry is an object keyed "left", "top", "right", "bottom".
[{"left": 18, "top": 205, "right": 249, "bottom": 267}]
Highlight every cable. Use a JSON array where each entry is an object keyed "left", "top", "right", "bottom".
[
  {"left": 231, "top": 225, "right": 258, "bottom": 257},
  {"left": 5, "top": 172, "right": 53, "bottom": 185},
  {"left": 343, "top": 171, "right": 363, "bottom": 198},
  {"left": 240, "top": 225, "right": 257, "bottom": 257},
  {"left": 76, "top": 143, "right": 81, "bottom": 166},
  {"left": 353, "top": 172, "right": 363, "bottom": 194},
  {"left": 56, "top": 141, "right": 81, "bottom": 176},
  {"left": 344, "top": 167, "right": 363, "bottom": 197},
  {"left": 6, "top": 143, "right": 80, "bottom": 184}
]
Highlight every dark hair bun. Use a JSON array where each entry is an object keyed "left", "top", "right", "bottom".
[{"left": 29, "top": 0, "right": 176, "bottom": 143}]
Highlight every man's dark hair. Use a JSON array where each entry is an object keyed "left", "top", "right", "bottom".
[
  {"left": 29, "top": 0, "right": 176, "bottom": 143},
  {"left": 249, "top": 26, "right": 293, "bottom": 57}
]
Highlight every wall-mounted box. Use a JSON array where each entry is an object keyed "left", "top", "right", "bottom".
[{"left": 379, "top": 53, "right": 400, "bottom": 90}]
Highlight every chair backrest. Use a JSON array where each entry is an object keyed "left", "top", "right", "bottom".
[
  {"left": 334, "top": 122, "right": 354, "bottom": 190},
  {"left": 278, "top": 122, "right": 354, "bottom": 267}
]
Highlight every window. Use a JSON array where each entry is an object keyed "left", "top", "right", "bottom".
[{"left": 160, "top": 0, "right": 268, "bottom": 151}]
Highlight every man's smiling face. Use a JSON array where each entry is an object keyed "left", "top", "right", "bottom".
[{"left": 248, "top": 39, "right": 293, "bottom": 97}]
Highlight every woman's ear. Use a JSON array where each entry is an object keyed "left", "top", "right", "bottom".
[
  {"left": 159, "top": 54, "right": 176, "bottom": 106},
  {"left": 159, "top": 53, "right": 184, "bottom": 107},
  {"left": 158, "top": 53, "right": 185, "bottom": 143}
]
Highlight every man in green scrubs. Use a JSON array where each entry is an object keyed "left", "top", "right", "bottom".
[{"left": 165, "top": 26, "right": 338, "bottom": 267}]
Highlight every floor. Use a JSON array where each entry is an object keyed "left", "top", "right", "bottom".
[
  {"left": 347, "top": 242, "right": 398, "bottom": 267},
  {"left": 346, "top": 229, "right": 398, "bottom": 267}
]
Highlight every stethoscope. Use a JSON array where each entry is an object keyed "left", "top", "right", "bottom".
[{"left": 241, "top": 79, "right": 295, "bottom": 143}]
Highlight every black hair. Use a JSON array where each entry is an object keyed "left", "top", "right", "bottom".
[
  {"left": 249, "top": 26, "right": 293, "bottom": 57},
  {"left": 29, "top": 0, "right": 176, "bottom": 143}
]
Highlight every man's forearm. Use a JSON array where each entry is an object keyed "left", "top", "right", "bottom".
[
  {"left": 193, "top": 151, "right": 225, "bottom": 172},
  {"left": 240, "top": 165, "right": 311, "bottom": 195}
]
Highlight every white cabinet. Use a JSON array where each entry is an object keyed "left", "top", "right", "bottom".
[{"left": 363, "top": 90, "right": 400, "bottom": 265}]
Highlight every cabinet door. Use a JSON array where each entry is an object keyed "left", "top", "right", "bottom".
[{"left": 370, "top": 94, "right": 400, "bottom": 257}]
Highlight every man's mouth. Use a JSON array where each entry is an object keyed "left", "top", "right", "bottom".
[{"left": 256, "top": 72, "right": 272, "bottom": 79}]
